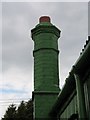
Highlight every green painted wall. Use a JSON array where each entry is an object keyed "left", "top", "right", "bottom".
[
  {"left": 32, "top": 25, "right": 60, "bottom": 91},
  {"left": 34, "top": 92, "right": 59, "bottom": 119},
  {"left": 34, "top": 48, "right": 59, "bottom": 91},
  {"left": 60, "top": 95, "right": 78, "bottom": 119},
  {"left": 31, "top": 17, "right": 60, "bottom": 119}
]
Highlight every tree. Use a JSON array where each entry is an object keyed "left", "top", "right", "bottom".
[
  {"left": 2, "top": 99, "right": 33, "bottom": 120},
  {"left": 25, "top": 100, "right": 33, "bottom": 120},
  {"left": 16, "top": 101, "right": 26, "bottom": 120},
  {"left": 2, "top": 104, "right": 16, "bottom": 120}
]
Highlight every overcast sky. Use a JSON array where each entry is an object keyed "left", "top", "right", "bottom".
[{"left": 0, "top": 2, "right": 88, "bottom": 119}]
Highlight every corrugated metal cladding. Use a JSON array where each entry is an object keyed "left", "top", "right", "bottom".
[
  {"left": 60, "top": 95, "right": 78, "bottom": 119},
  {"left": 84, "top": 71, "right": 90, "bottom": 119}
]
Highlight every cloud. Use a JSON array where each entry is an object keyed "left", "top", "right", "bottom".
[
  {"left": 1, "top": 0, "right": 89, "bottom": 2},
  {"left": 0, "top": 88, "right": 28, "bottom": 94},
  {"left": 88, "top": 1, "right": 90, "bottom": 35},
  {"left": 2, "top": 66, "right": 33, "bottom": 92},
  {"left": 0, "top": 2, "right": 2, "bottom": 77},
  {"left": 2, "top": 3, "right": 33, "bottom": 72}
]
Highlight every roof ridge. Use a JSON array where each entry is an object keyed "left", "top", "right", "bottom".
[{"left": 80, "top": 36, "right": 90, "bottom": 55}]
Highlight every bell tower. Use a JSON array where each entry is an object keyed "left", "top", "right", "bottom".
[{"left": 31, "top": 16, "right": 61, "bottom": 119}]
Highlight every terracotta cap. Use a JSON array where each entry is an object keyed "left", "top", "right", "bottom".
[{"left": 39, "top": 16, "right": 51, "bottom": 23}]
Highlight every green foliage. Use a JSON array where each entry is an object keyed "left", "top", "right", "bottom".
[
  {"left": 16, "top": 101, "right": 27, "bottom": 120},
  {"left": 2, "top": 104, "right": 16, "bottom": 120},
  {"left": 2, "top": 99, "right": 33, "bottom": 120}
]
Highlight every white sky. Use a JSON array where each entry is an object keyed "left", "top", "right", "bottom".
[{"left": 0, "top": 1, "right": 89, "bottom": 119}]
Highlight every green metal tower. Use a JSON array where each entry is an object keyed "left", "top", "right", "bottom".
[{"left": 31, "top": 16, "right": 61, "bottom": 119}]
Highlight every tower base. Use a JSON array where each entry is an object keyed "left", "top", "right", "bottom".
[{"left": 32, "top": 91, "right": 59, "bottom": 120}]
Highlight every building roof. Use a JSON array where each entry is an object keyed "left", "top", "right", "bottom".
[{"left": 50, "top": 36, "right": 90, "bottom": 115}]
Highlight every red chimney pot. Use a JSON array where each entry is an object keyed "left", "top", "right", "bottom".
[{"left": 39, "top": 16, "right": 51, "bottom": 23}]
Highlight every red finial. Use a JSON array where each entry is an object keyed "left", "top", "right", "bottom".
[{"left": 39, "top": 16, "right": 51, "bottom": 23}]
